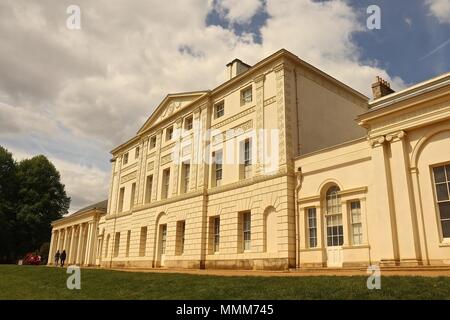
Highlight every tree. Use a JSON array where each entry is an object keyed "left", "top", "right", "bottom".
[
  {"left": 15, "top": 155, "right": 71, "bottom": 256},
  {"left": 0, "top": 146, "right": 71, "bottom": 262},
  {"left": 0, "top": 147, "right": 18, "bottom": 262}
]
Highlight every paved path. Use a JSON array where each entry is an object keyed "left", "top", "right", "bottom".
[{"left": 101, "top": 266, "right": 450, "bottom": 277}]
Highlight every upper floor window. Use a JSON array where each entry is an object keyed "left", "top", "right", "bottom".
[
  {"left": 214, "top": 101, "right": 224, "bottom": 119},
  {"left": 325, "top": 186, "right": 343, "bottom": 246},
  {"left": 118, "top": 187, "right": 125, "bottom": 213},
  {"left": 149, "top": 136, "right": 157, "bottom": 150},
  {"left": 241, "top": 86, "right": 252, "bottom": 105},
  {"left": 161, "top": 168, "right": 170, "bottom": 199},
  {"left": 166, "top": 126, "right": 173, "bottom": 141},
  {"left": 213, "top": 150, "right": 223, "bottom": 186},
  {"left": 307, "top": 208, "right": 317, "bottom": 248},
  {"left": 123, "top": 153, "right": 129, "bottom": 165},
  {"left": 350, "top": 201, "right": 362, "bottom": 245},
  {"left": 182, "top": 162, "right": 190, "bottom": 194},
  {"left": 240, "top": 139, "right": 252, "bottom": 179},
  {"left": 184, "top": 115, "right": 193, "bottom": 131},
  {"left": 135, "top": 147, "right": 140, "bottom": 159},
  {"left": 130, "top": 183, "right": 136, "bottom": 209},
  {"left": 145, "top": 175, "right": 153, "bottom": 203},
  {"left": 433, "top": 164, "right": 450, "bottom": 239}
]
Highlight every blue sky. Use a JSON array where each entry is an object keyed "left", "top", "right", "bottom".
[
  {"left": 0, "top": 0, "right": 449, "bottom": 212},
  {"left": 208, "top": 0, "right": 450, "bottom": 85}
]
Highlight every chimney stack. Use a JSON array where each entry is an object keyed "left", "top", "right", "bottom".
[
  {"left": 371, "top": 76, "right": 395, "bottom": 99},
  {"left": 226, "top": 58, "right": 250, "bottom": 80}
]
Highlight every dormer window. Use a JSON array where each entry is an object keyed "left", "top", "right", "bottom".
[
  {"left": 166, "top": 126, "right": 173, "bottom": 141},
  {"left": 214, "top": 101, "right": 224, "bottom": 119},
  {"left": 184, "top": 115, "right": 193, "bottom": 131},
  {"left": 241, "top": 86, "right": 252, "bottom": 105}
]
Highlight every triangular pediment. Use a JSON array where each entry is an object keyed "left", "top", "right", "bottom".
[{"left": 137, "top": 91, "right": 209, "bottom": 134}]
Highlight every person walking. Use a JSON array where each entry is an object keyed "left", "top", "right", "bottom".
[
  {"left": 60, "top": 250, "right": 67, "bottom": 267},
  {"left": 54, "top": 250, "right": 60, "bottom": 266}
]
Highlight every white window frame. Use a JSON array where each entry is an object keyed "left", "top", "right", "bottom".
[
  {"left": 214, "top": 101, "right": 224, "bottom": 119},
  {"left": 241, "top": 86, "right": 252, "bottom": 105},
  {"left": 243, "top": 212, "right": 251, "bottom": 251},
  {"left": 432, "top": 164, "right": 450, "bottom": 240},
  {"left": 307, "top": 207, "right": 317, "bottom": 248},
  {"left": 350, "top": 200, "right": 363, "bottom": 245},
  {"left": 213, "top": 217, "right": 220, "bottom": 253},
  {"left": 162, "top": 168, "right": 170, "bottom": 199}
]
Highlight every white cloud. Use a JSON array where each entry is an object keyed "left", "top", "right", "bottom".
[
  {"left": 215, "top": 0, "right": 263, "bottom": 24},
  {"left": 0, "top": 0, "right": 409, "bottom": 211},
  {"left": 426, "top": 0, "right": 450, "bottom": 24}
]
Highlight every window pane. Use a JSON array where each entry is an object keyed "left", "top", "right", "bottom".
[
  {"left": 434, "top": 166, "right": 446, "bottom": 183},
  {"left": 441, "top": 220, "right": 450, "bottom": 238},
  {"left": 446, "top": 165, "right": 450, "bottom": 181},
  {"left": 436, "top": 183, "right": 449, "bottom": 201},
  {"left": 439, "top": 202, "right": 450, "bottom": 220}
]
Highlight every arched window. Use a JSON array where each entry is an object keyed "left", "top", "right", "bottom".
[{"left": 325, "top": 186, "right": 343, "bottom": 246}]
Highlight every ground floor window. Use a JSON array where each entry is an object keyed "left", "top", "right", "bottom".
[
  {"left": 160, "top": 224, "right": 167, "bottom": 254},
  {"left": 433, "top": 164, "right": 450, "bottom": 238},
  {"left": 113, "top": 232, "right": 120, "bottom": 257},
  {"left": 307, "top": 208, "right": 317, "bottom": 248},
  {"left": 213, "top": 217, "right": 220, "bottom": 253},
  {"left": 176, "top": 221, "right": 185, "bottom": 255},
  {"left": 243, "top": 212, "right": 251, "bottom": 251},
  {"left": 350, "top": 201, "right": 363, "bottom": 245},
  {"left": 139, "top": 227, "right": 147, "bottom": 256}
]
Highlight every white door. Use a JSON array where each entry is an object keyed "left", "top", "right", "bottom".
[
  {"left": 159, "top": 224, "right": 167, "bottom": 267},
  {"left": 325, "top": 214, "right": 343, "bottom": 267}
]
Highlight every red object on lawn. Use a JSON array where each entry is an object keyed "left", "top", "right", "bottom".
[{"left": 22, "top": 253, "right": 42, "bottom": 265}]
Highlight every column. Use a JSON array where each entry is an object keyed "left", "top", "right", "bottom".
[
  {"left": 196, "top": 104, "right": 210, "bottom": 189},
  {"left": 84, "top": 222, "right": 93, "bottom": 266},
  {"left": 62, "top": 228, "right": 69, "bottom": 251},
  {"left": 172, "top": 119, "right": 182, "bottom": 196},
  {"left": 55, "top": 230, "right": 61, "bottom": 252},
  {"left": 369, "top": 137, "right": 398, "bottom": 264},
  {"left": 410, "top": 167, "right": 430, "bottom": 264},
  {"left": 137, "top": 139, "right": 149, "bottom": 204},
  {"left": 254, "top": 73, "right": 265, "bottom": 175},
  {"left": 190, "top": 109, "right": 201, "bottom": 190},
  {"left": 48, "top": 230, "right": 56, "bottom": 265},
  {"left": 387, "top": 131, "right": 421, "bottom": 264},
  {"left": 274, "top": 63, "right": 292, "bottom": 171},
  {"left": 76, "top": 224, "right": 84, "bottom": 265},
  {"left": 341, "top": 200, "right": 350, "bottom": 247},
  {"left": 68, "top": 226, "right": 75, "bottom": 264},
  {"left": 151, "top": 130, "right": 163, "bottom": 201}
]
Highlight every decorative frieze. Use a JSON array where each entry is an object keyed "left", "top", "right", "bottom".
[
  {"left": 211, "top": 106, "right": 255, "bottom": 130},
  {"left": 121, "top": 171, "right": 137, "bottom": 184},
  {"left": 212, "top": 120, "right": 253, "bottom": 145},
  {"left": 263, "top": 96, "right": 276, "bottom": 106},
  {"left": 182, "top": 145, "right": 191, "bottom": 157},
  {"left": 161, "top": 153, "right": 172, "bottom": 165}
]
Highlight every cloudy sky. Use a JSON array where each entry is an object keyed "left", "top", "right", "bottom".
[{"left": 0, "top": 0, "right": 449, "bottom": 213}]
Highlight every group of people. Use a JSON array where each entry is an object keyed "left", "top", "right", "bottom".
[{"left": 54, "top": 250, "right": 67, "bottom": 267}]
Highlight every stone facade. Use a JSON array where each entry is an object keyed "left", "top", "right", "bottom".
[{"left": 48, "top": 49, "right": 450, "bottom": 270}]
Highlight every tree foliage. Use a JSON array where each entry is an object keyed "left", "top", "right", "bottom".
[{"left": 0, "top": 146, "right": 70, "bottom": 263}]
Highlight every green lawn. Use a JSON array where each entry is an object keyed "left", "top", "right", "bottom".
[{"left": 0, "top": 265, "right": 449, "bottom": 299}]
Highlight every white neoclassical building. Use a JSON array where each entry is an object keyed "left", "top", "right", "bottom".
[{"left": 48, "top": 49, "right": 450, "bottom": 270}]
